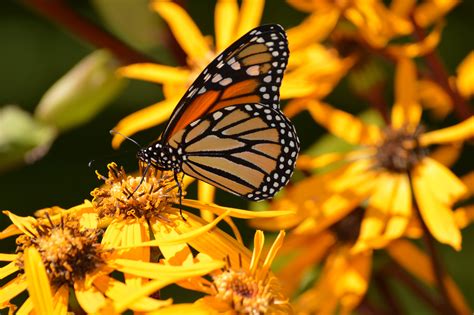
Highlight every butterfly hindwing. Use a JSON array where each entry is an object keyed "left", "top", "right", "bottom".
[
  {"left": 166, "top": 103, "right": 299, "bottom": 200},
  {"left": 162, "top": 24, "right": 289, "bottom": 142}
]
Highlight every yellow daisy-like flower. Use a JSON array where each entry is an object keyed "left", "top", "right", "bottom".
[
  {"left": 285, "top": 57, "right": 473, "bottom": 251},
  {"left": 287, "top": 0, "right": 449, "bottom": 58},
  {"left": 112, "top": 0, "right": 352, "bottom": 149},
  {"left": 0, "top": 212, "right": 223, "bottom": 314},
  {"left": 153, "top": 230, "right": 291, "bottom": 315}
]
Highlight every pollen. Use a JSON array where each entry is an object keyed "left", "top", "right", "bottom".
[
  {"left": 15, "top": 218, "right": 104, "bottom": 287},
  {"left": 92, "top": 163, "right": 181, "bottom": 220},
  {"left": 374, "top": 126, "right": 427, "bottom": 173},
  {"left": 212, "top": 268, "right": 277, "bottom": 315}
]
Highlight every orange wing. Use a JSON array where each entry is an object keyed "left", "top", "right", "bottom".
[{"left": 161, "top": 24, "right": 289, "bottom": 143}]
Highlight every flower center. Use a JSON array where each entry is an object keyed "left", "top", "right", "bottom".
[
  {"left": 92, "top": 163, "right": 181, "bottom": 220},
  {"left": 375, "top": 127, "right": 426, "bottom": 173},
  {"left": 16, "top": 219, "right": 104, "bottom": 287},
  {"left": 213, "top": 269, "right": 274, "bottom": 315},
  {"left": 330, "top": 207, "right": 364, "bottom": 244}
]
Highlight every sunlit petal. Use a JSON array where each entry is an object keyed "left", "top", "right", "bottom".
[
  {"left": 118, "top": 63, "right": 190, "bottom": 84},
  {"left": 215, "top": 0, "right": 239, "bottom": 52},
  {"left": 305, "top": 100, "right": 382, "bottom": 145},
  {"left": 0, "top": 276, "right": 27, "bottom": 306},
  {"left": 420, "top": 117, "right": 474, "bottom": 146},
  {"left": 198, "top": 180, "right": 216, "bottom": 222},
  {"left": 0, "top": 254, "right": 17, "bottom": 262},
  {"left": 147, "top": 302, "right": 215, "bottom": 315},
  {"left": 391, "top": 58, "right": 422, "bottom": 129},
  {"left": 412, "top": 159, "right": 462, "bottom": 250},
  {"left": 152, "top": 1, "right": 212, "bottom": 65},
  {"left": 74, "top": 280, "right": 107, "bottom": 314},
  {"left": 0, "top": 262, "right": 19, "bottom": 280},
  {"left": 52, "top": 285, "right": 69, "bottom": 315},
  {"left": 456, "top": 51, "right": 474, "bottom": 98},
  {"left": 16, "top": 297, "right": 33, "bottom": 315},
  {"left": 24, "top": 247, "right": 53, "bottom": 315},
  {"left": 235, "top": 0, "right": 264, "bottom": 37},
  {"left": 287, "top": 8, "right": 339, "bottom": 51},
  {"left": 111, "top": 97, "right": 180, "bottom": 148},
  {"left": 2, "top": 211, "right": 37, "bottom": 238}
]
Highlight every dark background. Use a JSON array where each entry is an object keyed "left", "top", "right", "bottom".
[{"left": 0, "top": 0, "right": 473, "bottom": 313}]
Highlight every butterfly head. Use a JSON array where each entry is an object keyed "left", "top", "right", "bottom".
[{"left": 137, "top": 142, "right": 181, "bottom": 171}]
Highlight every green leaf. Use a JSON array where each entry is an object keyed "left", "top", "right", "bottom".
[
  {"left": 0, "top": 105, "right": 56, "bottom": 172},
  {"left": 35, "top": 50, "right": 126, "bottom": 131}
]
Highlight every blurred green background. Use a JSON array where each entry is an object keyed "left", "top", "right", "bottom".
[{"left": 0, "top": 0, "right": 473, "bottom": 313}]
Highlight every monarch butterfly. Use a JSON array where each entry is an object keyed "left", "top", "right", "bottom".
[{"left": 136, "top": 24, "right": 299, "bottom": 201}]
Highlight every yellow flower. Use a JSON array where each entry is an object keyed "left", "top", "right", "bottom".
[
  {"left": 152, "top": 230, "right": 292, "bottom": 315},
  {"left": 288, "top": 0, "right": 448, "bottom": 57},
  {"left": 111, "top": 0, "right": 352, "bottom": 149},
  {"left": 284, "top": 57, "right": 473, "bottom": 251},
  {"left": 0, "top": 212, "right": 223, "bottom": 314}
]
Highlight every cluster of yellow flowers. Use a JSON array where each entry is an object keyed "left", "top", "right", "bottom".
[{"left": 1, "top": 0, "right": 473, "bottom": 314}]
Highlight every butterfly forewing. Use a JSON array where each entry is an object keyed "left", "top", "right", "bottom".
[
  {"left": 161, "top": 24, "right": 289, "bottom": 143},
  {"left": 167, "top": 103, "right": 299, "bottom": 200}
]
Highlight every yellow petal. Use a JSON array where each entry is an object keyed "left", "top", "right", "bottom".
[
  {"left": 121, "top": 220, "right": 150, "bottom": 288},
  {"left": 383, "top": 174, "right": 412, "bottom": 240},
  {"left": 102, "top": 220, "right": 125, "bottom": 249},
  {"left": 429, "top": 142, "right": 462, "bottom": 167},
  {"left": 461, "top": 171, "right": 474, "bottom": 195},
  {"left": 181, "top": 199, "right": 295, "bottom": 218},
  {"left": 235, "top": 0, "right": 264, "bottom": 38},
  {"left": 0, "top": 224, "right": 22, "bottom": 240},
  {"left": 117, "top": 63, "right": 190, "bottom": 84},
  {"left": 391, "top": 58, "right": 422, "bottom": 129},
  {"left": 414, "top": 0, "right": 458, "bottom": 28},
  {"left": 74, "top": 280, "right": 107, "bottom": 314},
  {"left": 287, "top": 8, "right": 339, "bottom": 51},
  {"left": 417, "top": 79, "right": 452, "bottom": 119},
  {"left": 388, "top": 22, "right": 443, "bottom": 58},
  {"left": 260, "top": 230, "right": 285, "bottom": 279},
  {"left": 148, "top": 302, "right": 216, "bottom": 315},
  {"left": 0, "top": 254, "right": 17, "bottom": 262},
  {"left": 249, "top": 230, "right": 264, "bottom": 276},
  {"left": 150, "top": 219, "right": 194, "bottom": 266},
  {"left": 420, "top": 116, "right": 474, "bottom": 146},
  {"left": 387, "top": 240, "right": 471, "bottom": 315},
  {"left": 277, "top": 232, "right": 334, "bottom": 296},
  {"left": 16, "top": 297, "right": 33, "bottom": 315},
  {"left": 23, "top": 247, "right": 53, "bottom": 315},
  {"left": 215, "top": 0, "right": 239, "bottom": 52},
  {"left": 2, "top": 211, "right": 37, "bottom": 238},
  {"left": 305, "top": 100, "right": 381, "bottom": 145},
  {"left": 0, "top": 276, "right": 27, "bottom": 306},
  {"left": 454, "top": 205, "right": 474, "bottom": 229},
  {"left": 456, "top": 51, "right": 474, "bottom": 98},
  {"left": 296, "top": 152, "right": 346, "bottom": 170},
  {"left": 152, "top": 1, "right": 212, "bottom": 65},
  {"left": 198, "top": 180, "right": 216, "bottom": 222},
  {"left": 0, "top": 262, "right": 19, "bottom": 280},
  {"left": 412, "top": 159, "right": 463, "bottom": 249},
  {"left": 111, "top": 258, "right": 224, "bottom": 280},
  {"left": 111, "top": 97, "right": 180, "bottom": 148},
  {"left": 93, "top": 275, "right": 172, "bottom": 312},
  {"left": 52, "top": 285, "right": 69, "bottom": 315}
]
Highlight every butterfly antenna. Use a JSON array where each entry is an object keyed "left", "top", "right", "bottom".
[
  {"left": 109, "top": 129, "right": 142, "bottom": 148},
  {"left": 128, "top": 163, "right": 151, "bottom": 199},
  {"left": 173, "top": 170, "right": 186, "bottom": 221}
]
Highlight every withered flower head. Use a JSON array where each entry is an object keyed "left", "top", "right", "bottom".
[{"left": 15, "top": 216, "right": 105, "bottom": 287}]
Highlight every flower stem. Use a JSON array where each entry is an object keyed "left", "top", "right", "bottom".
[
  {"left": 381, "top": 261, "right": 446, "bottom": 315},
  {"left": 22, "top": 0, "right": 155, "bottom": 64},
  {"left": 374, "top": 272, "right": 403, "bottom": 315},
  {"left": 410, "top": 16, "right": 472, "bottom": 120}
]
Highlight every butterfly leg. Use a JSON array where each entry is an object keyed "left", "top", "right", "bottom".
[{"left": 173, "top": 170, "right": 186, "bottom": 221}]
